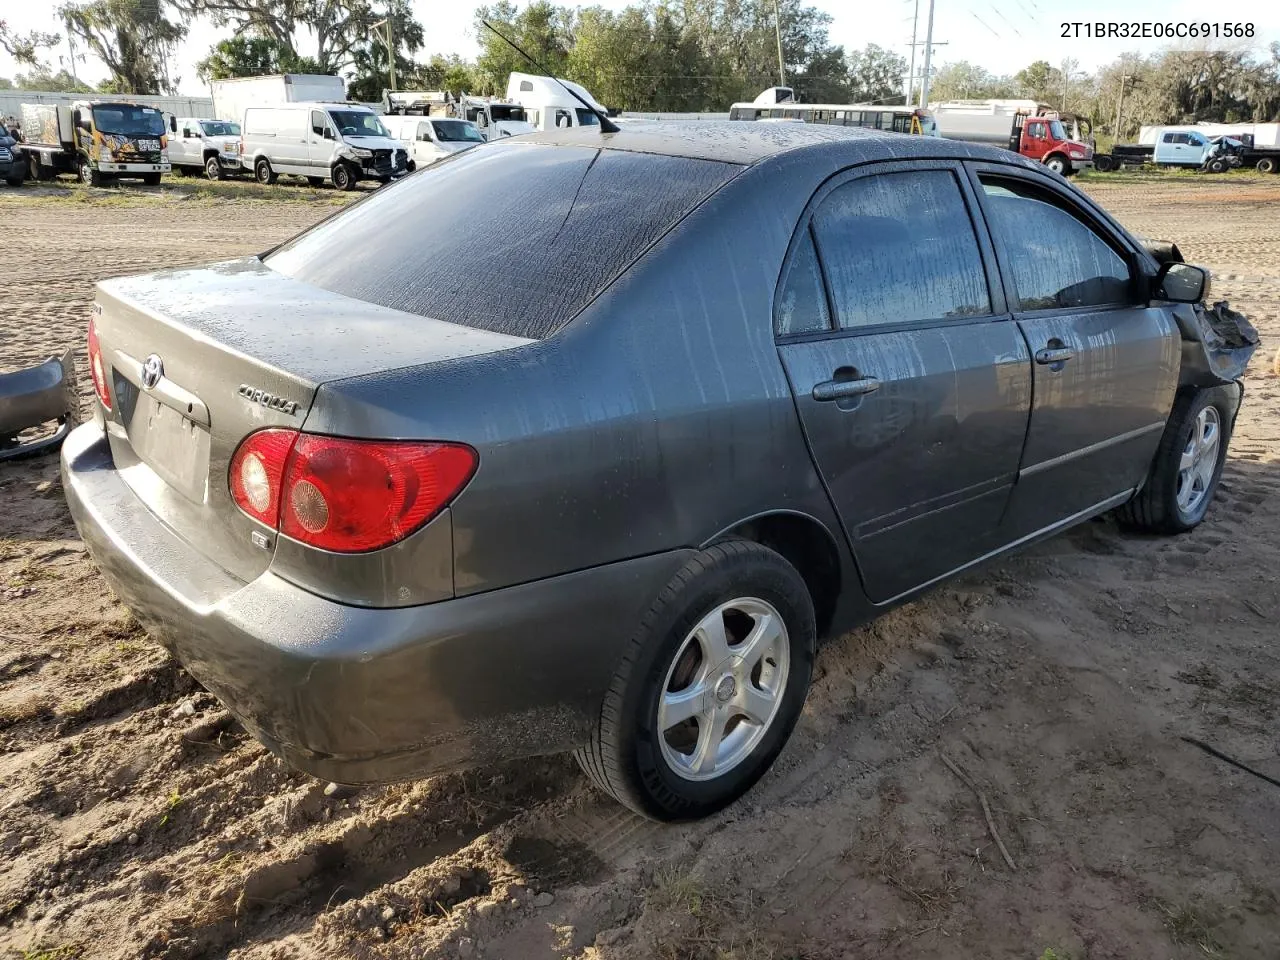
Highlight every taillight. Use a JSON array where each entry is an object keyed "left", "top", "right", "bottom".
[
  {"left": 229, "top": 428, "right": 296, "bottom": 526},
  {"left": 228, "top": 430, "right": 477, "bottom": 553},
  {"left": 87, "top": 317, "right": 111, "bottom": 411}
]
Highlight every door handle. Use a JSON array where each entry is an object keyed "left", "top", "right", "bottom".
[
  {"left": 1034, "top": 347, "right": 1075, "bottom": 365},
  {"left": 813, "top": 376, "right": 881, "bottom": 401}
]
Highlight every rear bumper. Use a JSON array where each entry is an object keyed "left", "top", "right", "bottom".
[{"left": 61, "top": 422, "right": 690, "bottom": 783}]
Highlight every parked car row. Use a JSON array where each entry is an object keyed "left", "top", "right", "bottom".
[{"left": 4, "top": 97, "right": 488, "bottom": 190}]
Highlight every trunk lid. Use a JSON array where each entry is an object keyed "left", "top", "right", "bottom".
[{"left": 93, "top": 257, "right": 530, "bottom": 583}]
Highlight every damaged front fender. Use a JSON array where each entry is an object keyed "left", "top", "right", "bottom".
[
  {"left": 1171, "top": 299, "right": 1260, "bottom": 388},
  {"left": 0, "top": 349, "right": 82, "bottom": 461}
]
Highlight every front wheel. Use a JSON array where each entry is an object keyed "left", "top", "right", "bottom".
[
  {"left": 332, "top": 162, "right": 356, "bottom": 191},
  {"left": 79, "top": 158, "right": 101, "bottom": 187},
  {"left": 1044, "top": 154, "right": 1070, "bottom": 176},
  {"left": 254, "top": 158, "right": 276, "bottom": 185},
  {"left": 576, "top": 540, "right": 816, "bottom": 821},
  {"left": 205, "top": 156, "right": 224, "bottom": 181},
  {"left": 1116, "top": 388, "right": 1231, "bottom": 534},
  {"left": 1207, "top": 158, "right": 1228, "bottom": 174}
]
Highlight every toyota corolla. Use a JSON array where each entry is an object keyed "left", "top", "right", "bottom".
[{"left": 62, "top": 122, "right": 1253, "bottom": 821}]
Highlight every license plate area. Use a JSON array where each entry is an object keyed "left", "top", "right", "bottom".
[{"left": 118, "top": 379, "right": 211, "bottom": 503}]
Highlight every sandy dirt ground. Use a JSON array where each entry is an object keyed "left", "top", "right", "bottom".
[{"left": 1, "top": 174, "right": 1278, "bottom": 960}]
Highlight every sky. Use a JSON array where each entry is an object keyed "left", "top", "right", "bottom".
[{"left": 1, "top": 0, "right": 1276, "bottom": 97}]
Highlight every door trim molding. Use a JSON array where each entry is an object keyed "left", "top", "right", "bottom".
[
  {"left": 872, "top": 487, "right": 1136, "bottom": 609},
  {"left": 1019, "top": 421, "right": 1165, "bottom": 479}
]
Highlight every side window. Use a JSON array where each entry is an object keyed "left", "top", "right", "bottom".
[
  {"left": 417, "top": 122, "right": 431, "bottom": 142},
  {"left": 775, "top": 228, "right": 831, "bottom": 336},
  {"left": 1026, "top": 121, "right": 1044, "bottom": 139},
  {"left": 979, "top": 176, "right": 1133, "bottom": 311},
  {"left": 1162, "top": 132, "right": 1177, "bottom": 144},
  {"left": 310, "top": 110, "right": 326, "bottom": 137},
  {"left": 810, "top": 170, "right": 991, "bottom": 331}
]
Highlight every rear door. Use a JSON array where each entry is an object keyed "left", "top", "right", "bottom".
[
  {"left": 967, "top": 165, "right": 1179, "bottom": 537},
  {"left": 776, "top": 162, "right": 1032, "bottom": 604}
]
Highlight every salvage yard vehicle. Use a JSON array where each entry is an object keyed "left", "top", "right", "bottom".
[
  {"left": 932, "top": 99, "right": 1094, "bottom": 175},
  {"left": 166, "top": 116, "right": 242, "bottom": 180},
  {"left": 379, "top": 115, "right": 483, "bottom": 170},
  {"left": 242, "top": 102, "right": 409, "bottom": 189},
  {"left": 0, "top": 118, "right": 24, "bottom": 186},
  {"left": 21, "top": 100, "right": 170, "bottom": 185},
  {"left": 62, "top": 123, "right": 1255, "bottom": 822}
]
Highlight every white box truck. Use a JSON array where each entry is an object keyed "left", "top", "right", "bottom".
[{"left": 211, "top": 74, "right": 346, "bottom": 127}]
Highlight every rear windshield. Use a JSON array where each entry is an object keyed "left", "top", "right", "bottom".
[{"left": 265, "top": 142, "right": 736, "bottom": 339}]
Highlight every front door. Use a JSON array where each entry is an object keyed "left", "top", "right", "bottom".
[
  {"left": 1022, "top": 119, "right": 1047, "bottom": 160},
  {"left": 968, "top": 166, "right": 1179, "bottom": 537},
  {"left": 776, "top": 163, "right": 1032, "bottom": 604},
  {"left": 307, "top": 110, "right": 334, "bottom": 171}
]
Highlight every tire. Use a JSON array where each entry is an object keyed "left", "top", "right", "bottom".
[
  {"left": 4, "top": 164, "right": 23, "bottom": 186},
  {"left": 332, "top": 162, "right": 356, "bottom": 191},
  {"left": 1116, "top": 389, "right": 1231, "bottom": 535},
  {"left": 576, "top": 540, "right": 816, "bottom": 821},
  {"left": 205, "top": 156, "right": 224, "bottom": 181},
  {"left": 377, "top": 175, "right": 392, "bottom": 185},
  {"left": 1208, "top": 158, "right": 1227, "bottom": 174},
  {"left": 28, "top": 153, "right": 41, "bottom": 181},
  {"left": 143, "top": 173, "right": 161, "bottom": 186},
  {"left": 254, "top": 158, "right": 276, "bottom": 185},
  {"left": 1044, "top": 154, "right": 1069, "bottom": 175},
  {"left": 307, "top": 176, "right": 325, "bottom": 187},
  {"left": 79, "top": 158, "right": 101, "bottom": 187},
  {"left": 1094, "top": 155, "right": 1115, "bottom": 173},
  {"left": 1255, "top": 157, "right": 1276, "bottom": 174}
]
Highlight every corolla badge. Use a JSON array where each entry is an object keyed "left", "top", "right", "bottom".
[
  {"left": 140, "top": 354, "right": 164, "bottom": 389},
  {"left": 238, "top": 384, "right": 300, "bottom": 416}
]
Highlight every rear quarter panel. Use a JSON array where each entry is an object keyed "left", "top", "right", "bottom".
[{"left": 306, "top": 154, "right": 856, "bottom": 601}]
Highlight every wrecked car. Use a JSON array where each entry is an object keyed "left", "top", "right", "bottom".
[
  {"left": 61, "top": 124, "right": 1255, "bottom": 822},
  {"left": 1, "top": 350, "right": 80, "bottom": 460},
  {"left": 0, "top": 118, "right": 25, "bottom": 186}
]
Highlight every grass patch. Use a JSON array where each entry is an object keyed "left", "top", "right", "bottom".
[
  {"left": 1157, "top": 899, "right": 1224, "bottom": 957},
  {"left": 644, "top": 867, "right": 782, "bottom": 960},
  {"left": 158, "top": 787, "right": 183, "bottom": 828},
  {"left": 0, "top": 175, "right": 360, "bottom": 207},
  {"left": 1077, "top": 166, "right": 1275, "bottom": 186},
  {"left": 10, "top": 943, "right": 83, "bottom": 960}
]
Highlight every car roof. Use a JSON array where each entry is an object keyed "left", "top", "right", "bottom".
[{"left": 517, "top": 119, "right": 1042, "bottom": 168}]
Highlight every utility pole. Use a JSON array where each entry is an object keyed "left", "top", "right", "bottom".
[
  {"left": 905, "top": 0, "right": 919, "bottom": 106},
  {"left": 772, "top": 0, "right": 786, "bottom": 88},
  {"left": 1114, "top": 74, "right": 1133, "bottom": 141},
  {"left": 372, "top": 16, "right": 396, "bottom": 92},
  {"left": 918, "top": 0, "right": 936, "bottom": 108}
]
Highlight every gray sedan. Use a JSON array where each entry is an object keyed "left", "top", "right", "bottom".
[{"left": 62, "top": 122, "right": 1251, "bottom": 821}]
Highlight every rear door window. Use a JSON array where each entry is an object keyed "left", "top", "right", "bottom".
[
  {"left": 775, "top": 228, "right": 831, "bottom": 336},
  {"left": 978, "top": 176, "right": 1133, "bottom": 310},
  {"left": 810, "top": 169, "right": 991, "bottom": 331},
  {"left": 266, "top": 143, "right": 737, "bottom": 339}
]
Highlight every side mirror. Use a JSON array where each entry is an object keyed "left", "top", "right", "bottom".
[
  {"left": 169, "top": 116, "right": 177, "bottom": 133},
  {"left": 1155, "top": 262, "right": 1208, "bottom": 303},
  {"left": 324, "top": 128, "right": 335, "bottom": 140}
]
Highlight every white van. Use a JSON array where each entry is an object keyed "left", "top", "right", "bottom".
[
  {"left": 241, "top": 102, "right": 408, "bottom": 190},
  {"left": 506, "top": 72, "right": 607, "bottom": 131},
  {"left": 380, "top": 115, "right": 484, "bottom": 170}
]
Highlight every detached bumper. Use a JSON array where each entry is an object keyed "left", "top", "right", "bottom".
[
  {"left": 0, "top": 349, "right": 80, "bottom": 461},
  {"left": 61, "top": 422, "right": 689, "bottom": 784}
]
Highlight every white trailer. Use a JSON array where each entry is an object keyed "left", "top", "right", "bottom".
[
  {"left": 505, "top": 72, "right": 607, "bottom": 131},
  {"left": 211, "top": 74, "right": 346, "bottom": 126}
]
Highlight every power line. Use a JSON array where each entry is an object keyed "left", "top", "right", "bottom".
[
  {"left": 989, "top": 4, "right": 1023, "bottom": 38},
  {"left": 971, "top": 13, "right": 1001, "bottom": 38}
]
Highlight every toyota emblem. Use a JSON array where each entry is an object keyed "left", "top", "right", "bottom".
[{"left": 140, "top": 354, "right": 164, "bottom": 390}]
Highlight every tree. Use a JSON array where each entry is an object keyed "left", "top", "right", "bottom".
[
  {"left": 845, "top": 44, "right": 905, "bottom": 103},
  {"left": 0, "top": 20, "right": 62, "bottom": 66},
  {"left": 14, "top": 66, "right": 95, "bottom": 92},
  {"left": 196, "top": 35, "right": 322, "bottom": 82},
  {"left": 344, "top": 0, "right": 424, "bottom": 100},
  {"left": 474, "top": 1, "right": 571, "bottom": 95},
  {"left": 59, "top": 0, "right": 186, "bottom": 94},
  {"left": 414, "top": 53, "right": 479, "bottom": 96},
  {"left": 0, "top": 76, "right": 13, "bottom": 90}
]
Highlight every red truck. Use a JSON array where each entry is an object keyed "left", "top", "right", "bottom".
[{"left": 932, "top": 99, "right": 1095, "bottom": 176}]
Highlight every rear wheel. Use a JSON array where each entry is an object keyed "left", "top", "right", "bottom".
[
  {"left": 205, "top": 156, "right": 224, "bottom": 181},
  {"left": 1256, "top": 156, "right": 1277, "bottom": 174},
  {"left": 576, "top": 540, "right": 816, "bottom": 821},
  {"left": 254, "top": 158, "right": 276, "bottom": 185},
  {"left": 1116, "top": 389, "right": 1231, "bottom": 534},
  {"left": 1094, "top": 154, "right": 1115, "bottom": 173},
  {"left": 332, "top": 162, "right": 356, "bottom": 191},
  {"left": 1044, "top": 154, "right": 1069, "bottom": 175}
]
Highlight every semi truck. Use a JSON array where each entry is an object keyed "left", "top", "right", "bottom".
[
  {"left": 211, "top": 74, "right": 347, "bottom": 127},
  {"left": 506, "top": 72, "right": 608, "bottom": 130},
  {"left": 931, "top": 99, "right": 1095, "bottom": 176},
  {"left": 22, "top": 100, "right": 170, "bottom": 185}
]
